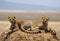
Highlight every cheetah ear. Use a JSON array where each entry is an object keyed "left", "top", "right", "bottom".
[
  {"left": 47, "top": 17, "right": 49, "bottom": 21},
  {"left": 14, "top": 17, "right": 16, "bottom": 19},
  {"left": 8, "top": 17, "right": 10, "bottom": 19},
  {"left": 42, "top": 17, "right": 44, "bottom": 20}
]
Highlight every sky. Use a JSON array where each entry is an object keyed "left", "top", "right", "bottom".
[
  {"left": 5, "top": 0, "right": 60, "bottom": 7},
  {"left": 0, "top": 0, "right": 60, "bottom": 10}
]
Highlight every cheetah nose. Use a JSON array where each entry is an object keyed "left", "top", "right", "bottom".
[{"left": 10, "top": 21, "right": 13, "bottom": 23}]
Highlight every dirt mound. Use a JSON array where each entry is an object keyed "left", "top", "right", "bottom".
[{"left": 0, "top": 30, "right": 59, "bottom": 41}]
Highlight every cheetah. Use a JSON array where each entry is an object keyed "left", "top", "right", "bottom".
[
  {"left": 3, "top": 16, "right": 21, "bottom": 41},
  {"left": 29, "top": 17, "right": 49, "bottom": 32}
]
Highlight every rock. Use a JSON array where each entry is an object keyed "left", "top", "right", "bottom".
[{"left": 0, "top": 30, "right": 59, "bottom": 41}]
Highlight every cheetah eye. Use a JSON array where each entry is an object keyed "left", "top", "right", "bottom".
[
  {"left": 13, "top": 19, "right": 14, "bottom": 20},
  {"left": 9, "top": 19, "right": 11, "bottom": 21}
]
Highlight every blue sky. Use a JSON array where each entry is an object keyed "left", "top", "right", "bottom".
[{"left": 0, "top": 0, "right": 60, "bottom": 10}]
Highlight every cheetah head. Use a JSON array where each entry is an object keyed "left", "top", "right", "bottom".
[
  {"left": 8, "top": 16, "right": 16, "bottom": 24},
  {"left": 42, "top": 17, "right": 49, "bottom": 23}
]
